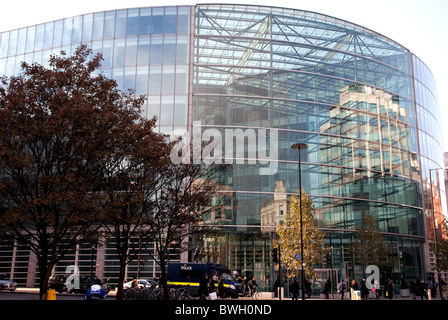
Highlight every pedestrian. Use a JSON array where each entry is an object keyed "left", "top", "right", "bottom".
[
  {"left": 306, "top": 279, "right": 312, "bottom": 299},
  {"left": 351, "top": 279, "right": 358, "bottom": 290},
  {"left": 324, "top": 278, "right": 331, "bottom": 299},
  {"left": 198, "top": 274, "right": 209, "bottom": 300},
  {"left": 337, "top": 279, "right": 346, "bottom": 300},
  {"left": 386, "top": 281, "right": 394, "bottom": 300},
  {"left": 217, "top": 276, "right": 225, "bottom": 299},
  {"left": 410, "top": 279, "right": 417, "bottom": 300},
  {"left": 290, "top": 278, "right": 300, "bottom": 300},
  {"left": 419, "top": 280, "right": 428, "bottom": 300},
  {"left": 360, "top": 278, "right": 368, "bottom": 300}
]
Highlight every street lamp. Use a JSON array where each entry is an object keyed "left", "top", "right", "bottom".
[
  {"left": 429, "top": 166, "right": 448, "bottom": 300},
  {"left": 291, "top": 142, "right": 308, "bottom": 300}
]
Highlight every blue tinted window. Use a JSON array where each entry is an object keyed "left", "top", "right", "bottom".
[
  {"left": 82, "top": 14, "right": 93, "bottom": 42},
  {"left": 1, "top": 33, "right": 9, "bottom": 58},
  {"left": 62, "top": 18, "right": 73, "bottom": 46},
  {"left": 72, "top": 16, "right": 82, "bottom": 43},
  {"left": 92, "top": 12, "right": 104, "bottom": 40},
  {"left": 177, "top": 7, "right": 190, "bottom": 34},
  {"left": 44, "top": 22, "right": 54, "bottom": 49},
  {"left": 127, "top": 9, "right": 139, "bottom": 36},
  {"left": 25, "top": 26, "right": 35, "bottom": 52},
  {"left": 115, "top": 10, "right": 127, "bottom": 38},
  {"left": 164, "top": 7, "right": 177, "bottom": 34},
  {"left": 35, "top": 24, "right": 45, "bottom": 50},
  {"left": 17, "top": 28, "right": 27, "bottom": 55},
  {"left": 149, "top": 36, "right": 162, "bottom": 64},
  {"left": 163, "top": 35, "right": 176, "bottom": 64},
  {"left": 151, "top": 8, "right": 164, "bottom": 34},
  {"left": 139, "top": 8, "right": 151, "bottom": 35},
  {"left": 53, "top": 20, "right": 63, "bottom": 47},
  {"left": 103, "top": 11, "right": 115, "bottom": 39},
  {"left": 137, "top": 36, "right": 150, "bottom": 65},
  {"left": 8, "top": 30, "right": 17, "bottom": 56}
]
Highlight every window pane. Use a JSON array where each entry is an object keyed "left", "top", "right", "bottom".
[
  {"left": 92, "top": 12, "right": 104, "bottom": 41},
  {"left": 148, "top": 65, "right": 161, "bottom": 94},
  {"left": 151, "top": 7, "right": 164, "bottom": 34},
  {"left": 160, "top": 96, "right": 174, "bottom": 125},
  {"left": 177, "top": 7, "right": 190, "bottom": 35},
  {"left": 104, "top": 11, "right": 115, "bottom": 39},
  {"left": 25, "top": 26, "right": 35, "bottom": 53},
  {"left": 53, "top": 20, "right": 63, "bottom": 47},
  {"left": 137, "top": 36, "right": 150, "bottom": 65},
  {"left": 72, "top": 16, "right": 82, "bottom": 43},
  {"left": 17, "top": 28, "right": 27, "bottom": 55},
  {"left": 115, "top": 10, "right": 127, "bottom": 38},
  {"left": 164, "top": 7, "right": 177, "bottom": 34},
  {"left": 35, "top": 24, "right": 45, "bottom": 50},
  {"left": 113, "top": 38, "right": 125, "bottom": 66},
  {"left": 136, "top": 66, "right": 149, "bottom": 95},
  {"left": 163, "top": 35, "right": 176, "bottom": 64},
  {"left": 82, "top": 14, "right": 93, "bottom": 42},
  {"left": 176, "top": 35, "right": 188, "bottom": 64},
  {"left": 6, "top": 31, "right": 17, "bottom": 57},
  {"left": 149, "top": 36, "right": 162, "bottom": 64},
  {"left": 162, "top": 65, "right": 175, "bottom": 94},
  {"left": 127, "top": 9, "right": 139, "bottom": 36},
  {"left": 62, "top": 18, "right": 73, "bottom": 46},
  {"left": 125, "top": 37, "right": 137, "bottom": 66},
  {"left": 102, "top": 39, "right": 113, "bottom": 67},
  {"left": 44, "top": 22, "right": 54, "bottom": 49},
  {"left": 139, "top": 8, "right": 151, "bottom": 35}
]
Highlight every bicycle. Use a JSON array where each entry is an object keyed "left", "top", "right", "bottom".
[{"left": 244, "top": 286, "right": 261, "bottom": 299}]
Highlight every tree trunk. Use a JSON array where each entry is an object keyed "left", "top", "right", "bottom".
[
  {"left": 159, "top": 257, "right": 169, "bottom": 300},
  {"left": 116, "top": 258, "right": 127, "bottom": 300}
]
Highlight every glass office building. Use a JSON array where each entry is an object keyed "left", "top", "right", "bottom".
[{"left": 0, "top": 4, "right": 445, "bottom": 291}]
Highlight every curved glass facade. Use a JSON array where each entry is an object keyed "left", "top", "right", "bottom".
[{"left": 0, "top": 4, "right": 445, "bottom": 290}]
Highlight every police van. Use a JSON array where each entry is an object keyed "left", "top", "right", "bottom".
[{"left": 167, "top": 262, "right": 242, "bottom": 298}]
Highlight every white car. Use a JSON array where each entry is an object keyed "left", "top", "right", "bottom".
[
  {"left": 123, "top": 279, "right": 157, "bottom": 289},
  {"left": 0, "top": 274, "right": 17, "bottom": 291}
]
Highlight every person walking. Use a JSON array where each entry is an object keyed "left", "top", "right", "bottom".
[
  {"left": 360, "top": 278, "right": 368, "bottom": 300},
  {"left": 337, "top": 279, "right": 346, "bottom": 300},
  {"left": 217, "top": 276, "right": 225, "bottom": 299},
  {"left": 198, "top": 274, "right": 209, "bottom": 300},
  {"left": 290, "top": 278, "right": 300, "bottom": 300},
  {"left": 305, "top": 279, "right": 312, "bottom": 299},
  {"left": 419, "top": 280, "right": 428, "bottom": 300},
  {"left": 410, "top": 279, "right": 417, "bottom": 300},
  {"left": 386, "top": 281, "right": 394, "bottom": 300},
  {"left": 323, "top": 278, "right": 331, "bottom": 299}
]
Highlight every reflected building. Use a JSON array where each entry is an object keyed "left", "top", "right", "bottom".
[{"left": 0, "top": 4, "right": 446, "bottom": 290}]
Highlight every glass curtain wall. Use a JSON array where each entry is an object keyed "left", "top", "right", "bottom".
[{"left": 192, "top": 4, "right": 432, "bottom": 290}]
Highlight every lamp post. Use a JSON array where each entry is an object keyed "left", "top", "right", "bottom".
[
  {"left": 429, "top": 167, "right": 448, "bottom": 300},
  {"left": 291, "top": 142, "right": 308, "bottom": 300}
]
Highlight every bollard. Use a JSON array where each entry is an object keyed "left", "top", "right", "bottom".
[{"left": 46, "top": 289, "right": 56, "bottom": 300}]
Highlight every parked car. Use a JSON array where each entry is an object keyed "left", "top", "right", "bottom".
[
  {"left": 48, "top": 274, "right": 67, "bottom": 293},
  {"left": 123, "top": 279, "right": 157, "bottom": 289},
  {"left": 0, "top": 273, "right": 17, "bottom": 291}
]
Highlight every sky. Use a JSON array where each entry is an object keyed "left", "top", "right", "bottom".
[{"left": 1, "top": 0, "right": 447, "bottom": 150}]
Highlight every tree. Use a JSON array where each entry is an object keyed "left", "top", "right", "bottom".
[
  {"left": 350, "top": 212, "right": 395, "bottom": 274},
  {"left": 275, "top": 189, "right": 326, "bottom": 279},
  {"left": 142, "top": 159, "right": 225, "bottom": 300},
  {"left": 0, "top": 45, "right": 149, "bottom": 299},
  {"left": 99, "top": 115, "right": 169, "bottom": 300}
]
